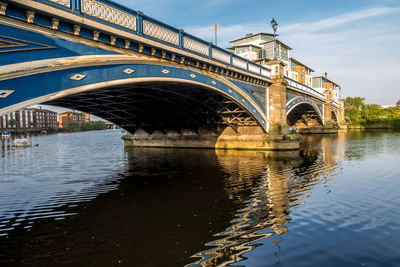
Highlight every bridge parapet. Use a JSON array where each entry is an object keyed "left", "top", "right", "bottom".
[
  {"left": 2, "top": 0, "right": 273, "bottom": 84},
  {"left": 332, "top": 100, "right": 340, "bottom": 108},
  {"left": 285, "top": 77, "right": 325, "bottom": 101}
]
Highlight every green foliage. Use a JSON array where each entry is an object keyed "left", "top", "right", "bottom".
[
  {"left": 46, "top": 127, "right": 59, "bottom": 134},
  {"left": 344, "top": 97, "right": 365, "bottom": 125},
  {"left": 67, "top": 121, "right": 80, "bottom": 132},
  {"left": 345, "top": 97, "right": 400, "bottom": 128},
  {"left": 8, "top": 118, "right": 18, "bottom": 127},
  {"left": 397, "top": 100, "right": 400, "bottom": 106},
  {"left": 65, "top": 121, "right": 106, "bottom": 132},
  {"left": 344, "top": 97, "right": 365, "bottom": 109}
]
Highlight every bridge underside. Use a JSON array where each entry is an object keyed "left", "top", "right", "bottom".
[
  {"left": 45, "top": 81, "right": 259, "bottom": 135},
  {"left": 287, "top": 103, "right": 323, "bottom": 128}
]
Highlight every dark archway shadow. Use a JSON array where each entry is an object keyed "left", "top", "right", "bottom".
[
  {"left": 287, "top": 103, "right": 323, "bottom": 129},
  {"left": 44, "top": 81, "right": 260, "bottom": 136}
]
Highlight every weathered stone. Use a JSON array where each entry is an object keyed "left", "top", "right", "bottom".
[{"left": 123, "top": 125, "right": 300, "bottom": 151}]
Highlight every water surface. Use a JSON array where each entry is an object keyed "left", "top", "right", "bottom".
[{"left": 0, "top": 130, "right": 399, "bottom": 266}]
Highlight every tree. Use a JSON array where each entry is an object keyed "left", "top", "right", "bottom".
[
  {"left": 344, "top": 97, "right": 366, "bottom": 125},
  {"left": 397, "top": 99, "right": 400, "bottom": 106},
  {"left": 67, "top": 121, "right": 80, "bottom": 132},
  {"left": 344, "top": 97, "right": 365, "bottom": 109},
  {"left": 92, "top": 121, "right": 106, "bottom": 130},
  {"left": 362, "top": 104, "right": 382, "bottom": 122},
  {"left": 8, "top": 118, "right": 18, "bottom": 128}
]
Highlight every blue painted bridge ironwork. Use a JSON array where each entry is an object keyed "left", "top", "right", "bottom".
[{"left": 0, "top": 0, "right": 337, "bottom": 134}]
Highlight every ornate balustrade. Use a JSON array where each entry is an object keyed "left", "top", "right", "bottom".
[
  {"left": 332, "top": 100, "right": 340, "bottom": 108},
  {"left": 285, "top": 77, "right": 325, "bottom": 101},
  {"left": 40, "top": 0, "right": 273, "bottom": 80},
  {"left": 47, "top": 0, "right": 70, "bottom": 7}
]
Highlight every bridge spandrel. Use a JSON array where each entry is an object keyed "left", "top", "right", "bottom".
[
  {"left": 0, "top": 60, "right": 268, "bottom": 130},
  {"left": 0, "top": 0, "right": 342, "bottom": 148}
]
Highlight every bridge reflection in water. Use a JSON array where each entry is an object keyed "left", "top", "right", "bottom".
[
  {"left": 190, "top": 135, "right": 343, "bottom": 266},
  {"left": 0, "top": 133, "right": 344, "bottom": 266}
]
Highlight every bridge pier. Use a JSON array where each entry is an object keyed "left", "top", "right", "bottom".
[
  {"left": 323, "top": 93, "right": 334, "bottom": 128},
  {"left": 338, "top": 101, "right": 348, "bottom": 129},
  {"left": 122, "top": 125, "right": 300, "bottom": 151}
]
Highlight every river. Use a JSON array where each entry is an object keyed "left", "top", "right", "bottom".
[{"left": 0, "top": 130, "right": 399, "bottom": 266}]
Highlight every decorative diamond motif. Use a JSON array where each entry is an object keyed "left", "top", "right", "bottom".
[
  {"left": 123, "top": 68, "right": 135, "bottom": 74},
  {"left": 70, "top": 74, "right": 86, "bottom": 81},
  {"left": 228, "top": 89, "right": 233, "bottom": 93},
  {"left": 242, "top": 99, "right": 246, "bottom": 103},
  {"left": 0, "top": 90, "right": 14, "bottom": 98},
  {"left": 161, "top": 69, "right": 170, "bottom": 74},
  {"left": 190, "top": 74, "right": 196, "bottom": 78},
  {"left": 253, "top": 109, "right": 256, "bottom": 113},
  {"left": 211, "top": 81, "right": 216, "bottom": 85}
]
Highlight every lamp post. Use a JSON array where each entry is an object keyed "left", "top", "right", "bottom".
[
  {"left": 270, "top": 18, "right": 278, "bottom": 60},
  {"left": 211, "top": 23, "right": 219, "bottom": 46}
]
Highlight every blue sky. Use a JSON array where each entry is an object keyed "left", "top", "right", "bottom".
[{"left": 111, "top": 0, "right": 400, "bottom": 105}]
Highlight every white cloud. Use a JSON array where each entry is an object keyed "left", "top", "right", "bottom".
[{"left": 280, "top": 7, "right": 400, "bottom": 33}]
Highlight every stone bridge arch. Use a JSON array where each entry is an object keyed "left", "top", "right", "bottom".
[
  {"left": 0, "top": 58, "right": 268, "bottom": 134},
  {"left": 286, "top": 96, "right": 324, "bottom": 128}
]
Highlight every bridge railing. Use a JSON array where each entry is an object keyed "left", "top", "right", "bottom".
[
  {"left": 285, "top": 77, "right": 325, "bottom": 100},
  {"left": 44, "top": 0, "right": 273, "bottom": 80},
  {"left": 332, "top": 100, "right": 340, "bottom": 108},
  {"left": 182, "top": 32, "right": 211, "bottom": 58}
]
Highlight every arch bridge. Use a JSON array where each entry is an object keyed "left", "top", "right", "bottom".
[{"left": 0, "top": 0, "right": 343, "bottom": 149}]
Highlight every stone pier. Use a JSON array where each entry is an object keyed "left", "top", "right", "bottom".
[{"left": 122, "top": 126, "right": 300, "bottom": 150}]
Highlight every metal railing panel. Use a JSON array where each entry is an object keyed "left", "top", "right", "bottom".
[
  {"left": 46, "top": 0, "right": 71, "bottom": 7},
  {"left": 248, "top": 63, "right": 260, "bottom": 74},
  {"left": 211, "top": 48, "right": 231, "bottom": 64},
  {"left": 183, "top": 37, "right": 209, "bottom": 57},
  {"left": 142, "top": 20, "right": 179, "bottom": 46},
  {"left": 232, "top": 56, "right": 247, "bottom": 70},
  {"left": 81, "top": 0, "right": 137, "bottom": 31}
]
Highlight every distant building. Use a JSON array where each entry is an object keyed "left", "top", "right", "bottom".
[
  {"left": 0, "top": 108, "right": 58, "bottom": 130},
  {"left": 312, "top": 76, "right": 341, "bottom": 101},
  {"left": 81, "top": 112, "right": 91, "bottom": 123},
  {"left": 59, "top": 111, "right": 87, "bottom": 128},
  {"left": 227, "top": 33, "right": 275, "bottom": 61},
  {"left": 382, "top": 105, "right": 395, "bottom": 108},
  {"left": 288, "top": 58, "right": 314, "bottom": 88},
  {"left": 228, "top": 32, "right": 340, "bottom": 98}
]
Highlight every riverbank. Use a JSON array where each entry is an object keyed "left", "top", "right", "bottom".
[
  {"left": 1, "top": 121, "right": 109, "bottom": 135},
  {"left": 347, "top": 119, "right": 400, "bottom": 130}
]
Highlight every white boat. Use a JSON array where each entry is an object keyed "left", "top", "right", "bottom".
[
  {"left": 1, "top": 130, "right": 10, "bottom": 138},
  {"left": 12, "top": 138, "right": 31, "bottom": 148}
]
